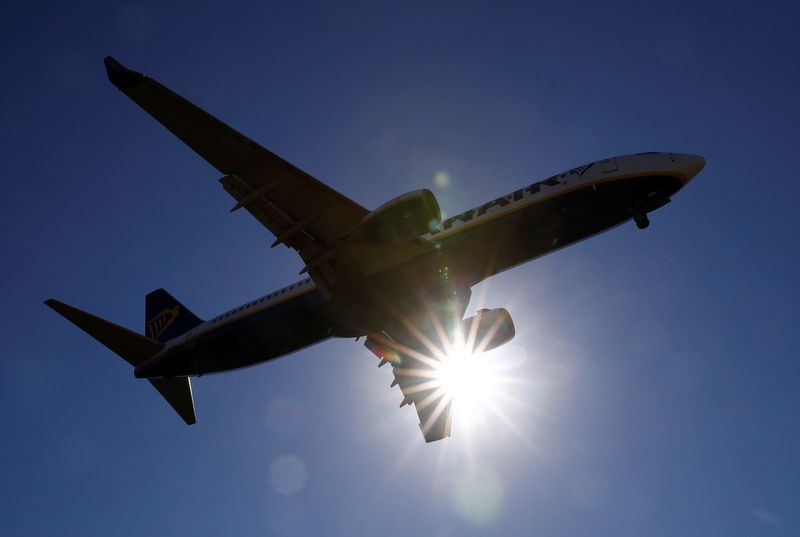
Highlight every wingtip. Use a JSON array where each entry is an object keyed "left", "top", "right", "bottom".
[
  {"left": 104, "top": 56, "right": 144, "bottom": 90},
  {"left": 44, "top": 298, "right": 63, "bottom": 311},
  {"left": 44, "top": 298, "right": 74, "bottom": 316}
]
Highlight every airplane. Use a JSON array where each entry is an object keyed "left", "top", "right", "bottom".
[{"left": 45, "top": 57, "right": 706, "bottom": 442}]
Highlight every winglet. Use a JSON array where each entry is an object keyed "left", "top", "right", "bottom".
[{"left": 104, "top": 56, "right": 145, "bottom": 90}]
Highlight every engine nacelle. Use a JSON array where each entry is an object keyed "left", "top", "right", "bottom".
[
  {"left": 461, "top": 308, "right": 515, "bottom": 353},
  {"left": 357, "top": 189, "right": 441, "bottom": 243}
]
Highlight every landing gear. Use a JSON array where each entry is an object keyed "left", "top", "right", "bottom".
[{"left": 634, "top": 213, "right": 650, "bottom": 230}]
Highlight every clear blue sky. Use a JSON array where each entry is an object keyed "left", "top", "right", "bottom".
[{"left": 2, "top": 1, "right": 798, "bottom": 535}]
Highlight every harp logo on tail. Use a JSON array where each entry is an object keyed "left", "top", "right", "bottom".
[{"left": 147, "top": 306, "right": 181, "bottom": 340}]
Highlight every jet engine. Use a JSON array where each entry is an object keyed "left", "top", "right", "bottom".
[
  {"left": 461, "top": 308, "right": 515, "bottom": 353},
  {"left": 357, "top": 189, "right": 441, "bottom": 243}
]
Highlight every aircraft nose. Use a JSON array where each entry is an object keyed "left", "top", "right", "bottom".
[{"left": 677, "top": 153, "right": 706, "bottom": 182}]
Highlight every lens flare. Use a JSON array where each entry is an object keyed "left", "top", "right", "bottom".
[
  {"left": 269, "top": 454, "right": 308, "bottom": 496},
  {"left": 434, "top": 170, "right": 450, "bottom": 189},
  {"left": 452, "top": 465, "right": 505, "bottom": 524}
]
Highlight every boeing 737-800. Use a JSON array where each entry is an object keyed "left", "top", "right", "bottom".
[{"left": 45, "top": 57, "right": 705, "bottom": 442}]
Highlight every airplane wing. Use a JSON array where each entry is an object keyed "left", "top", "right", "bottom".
[
  {"left": 364, "top": 290, "right": 472, "bottom": 442},
  {"left": 394, "top": 351, "right": 455, "bottom": 443},
  {"left": 103, "top": 57, "right": 369, "bottom": 291},
  {"left": 366, "top": 331, "right": 454, "bottom": 442}
]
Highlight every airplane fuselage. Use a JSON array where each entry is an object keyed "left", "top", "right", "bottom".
[
  {"left": 134, "top": 151, "right": 703, "bottom": 379},
  {"left": 45, "top": 57, "right": 708, "bottom": 437}
]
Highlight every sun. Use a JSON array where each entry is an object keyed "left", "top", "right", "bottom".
[
  {"left": 379, "top": 302, "right": 535, "bottom": 444},
  {"left": 434, "top": 339, "right": 492, "bottom": 429}
]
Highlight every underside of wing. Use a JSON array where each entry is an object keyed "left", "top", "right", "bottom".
[
  {"left": 103, "top": 57, "right": 368, "bottom": 278},
  {"left": 363, "top": 290, "right": 473, "bottom": 443},
  {"left": 395, "top": 353, "right": 455, "bottom": 443},
  {"left": 367, "top": 333, "right": 454, "bottom": 442}
]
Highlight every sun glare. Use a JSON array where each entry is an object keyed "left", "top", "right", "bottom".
[
  {"left": 375, "top": 289, "right": 545, "bottom": 527},
  {"left": 435, "top": 343, "right": 490, "bottom": 427},
  {"left": 378, "top": 295, "right": 537, "bottom": 457}
]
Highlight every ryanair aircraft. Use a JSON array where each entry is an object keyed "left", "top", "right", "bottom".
[{"left": 46, "top": 58, "right": 706, "bottom": 442}]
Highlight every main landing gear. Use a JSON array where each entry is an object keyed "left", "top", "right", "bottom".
[{"left": 634, "top": 213, "right": 650, "bottom": 230}]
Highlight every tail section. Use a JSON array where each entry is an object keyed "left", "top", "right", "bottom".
[
  {"left": 45, "top": 299, "right": 162, "bottom": 366},
  {"left": 149, "top": 378, "right": 196, "bottom": 425},
  {"left": 145, "top": 289, "right": 203, "bottom": 342},
  {"left": 45, "top": 298, "right": 197, "bottom": 425}
]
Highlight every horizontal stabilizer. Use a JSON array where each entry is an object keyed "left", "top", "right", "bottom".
[
  {"left": 45, "top": 299, "right": 163, "bottom": 366},
  {"left": 149, "top": 377, "right": 196, "bottom": 425}
]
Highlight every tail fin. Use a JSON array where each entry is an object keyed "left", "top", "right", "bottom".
[
  {"left": 145, "top": 289, "right": 203, "bottom": 343},
  {"left": 45, "top": 298, "right": 197, "bottom": 425}
]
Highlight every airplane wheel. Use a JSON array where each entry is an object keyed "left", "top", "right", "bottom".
[{"left": 634, "top": 214, "right": 650, "bottom": 229}]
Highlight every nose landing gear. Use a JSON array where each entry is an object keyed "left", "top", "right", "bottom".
[{"left": 634, "top": 213, "right": 650, "bottom": 230}]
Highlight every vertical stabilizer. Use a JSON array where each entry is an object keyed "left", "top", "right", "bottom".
[{"left": 145, "top": 289, "right": 203, "bottom": 342}]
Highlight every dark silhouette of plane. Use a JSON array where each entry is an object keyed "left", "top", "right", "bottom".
[{"left": 46, "top": 58, "right": 705, "bottom": 441}]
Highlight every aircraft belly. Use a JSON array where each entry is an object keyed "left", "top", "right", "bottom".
[
  {"left": 200, "top": 322, "right": 329, "bottom": 374},
  {"left": 151, "top": 294, "right": 331, "bottom": 377}
]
